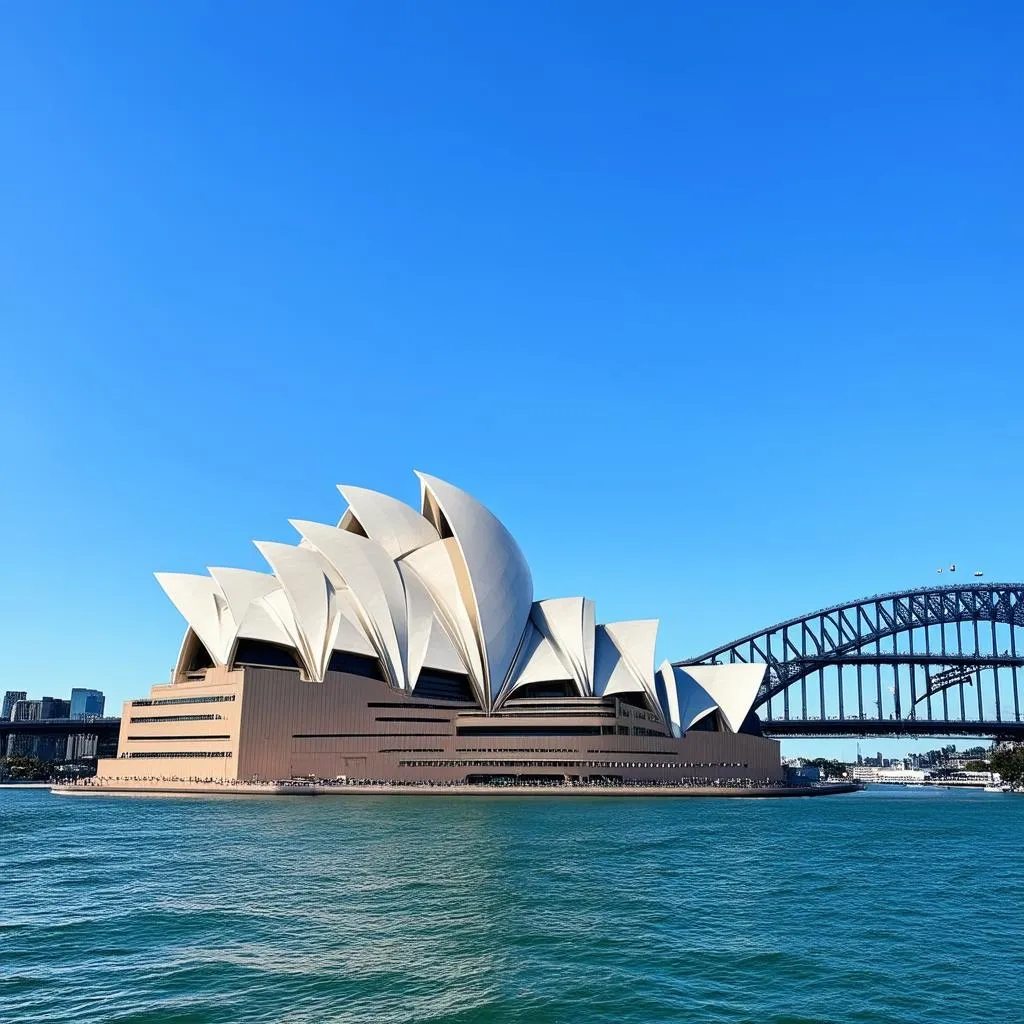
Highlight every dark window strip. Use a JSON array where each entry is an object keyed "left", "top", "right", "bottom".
[
  {"left": 377, "top": 748, "right": 445, "bottom": 753},
  {"left": 127, "top": 735, "right": 231, "bottom": 741},
  {"left": 130, "top": 715, "right": 222, "bottom": 723},
  {"left": 292, "top": 733, "right": 450, "bottom": 739},
  {"left": 367, "top": 702, "right": 475, "bottom": 709},
  {"left": 122, "top": 751, "right": 233, "bottom": 759},
  {"left": 373, "top": 716, "right": 450, "bottom": 724},
  {"left": 131, "top": 695, "right": 235, "bottom": 707}
]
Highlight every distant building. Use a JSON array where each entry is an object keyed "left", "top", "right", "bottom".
[
  {"left": 10, "top": 699, "right": 42, "bottom": 721},
  {"left": 70, "top": 689, "right": 105, "bottom": 720},
  {"left": 2, "top": 690, "right": 27, "bottom": 721},
  {"left": 65, "top": 733, "right": 99, "bottom": 760},
  {"left": 40, "top": 697, "right": 71, "bottom": 719},
  {"left": 875, "top": 768, "right": 926, "bottom": 784},
  {"left": 946, "top": 770, "right": 997, "bottom": 785},
  {"left": 5, "top": 700, "right": 42, "bottom": 757},
  {"left": 5, "top": 697, "right": 71, "bottom": 759},
  {"left": 852, "top": 766, "right": 926, "bottom": 784}
]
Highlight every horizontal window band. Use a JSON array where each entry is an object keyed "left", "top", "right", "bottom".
[
  {"left": 457, "top": 726, "right": 607, "bottom": 737},
  {"left": 373, "top": 717, "right": 451, "bottom": 724},
  {"left": 585, "top": 749, "right": 677, "bottom": 755},
  {"left": 131, "top": 695, "right": 236, "bottom": 707},
  {"left": 292, "top": 733, "right": 450, "bottom": 739},
  {"left": 127, "top": 735, "right": 231, "bottom": 741},
  {"left": 458, "top": 712, "right": 617, "bottom": 719},
  {"left": 129, "top": 715, "right": 223, "bottom": 723},
  {"left": 377, "top": 748, "right": 445, "bottom": 753},
  {"left": 121, "top": 751, "right": 233, "bottom": 758},
  {"left": 367, "top": 702, "right": 476, "bottom": 710}
]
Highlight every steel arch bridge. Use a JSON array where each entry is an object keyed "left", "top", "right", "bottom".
[{"left": 678, "top": 583, "right": 1024, "bottom": 739}]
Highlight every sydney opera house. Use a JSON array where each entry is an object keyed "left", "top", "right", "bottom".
[{"left": 97, "top": 473, "right": 782, "bottom": 785}]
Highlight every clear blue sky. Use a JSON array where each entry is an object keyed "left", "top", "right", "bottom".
[{"left": 2, "top": 2, "right": 1021, "bottom": 759}]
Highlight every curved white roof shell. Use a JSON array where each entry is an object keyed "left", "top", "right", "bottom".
[
  {"left": 208, "top": 567, "right": 279, "bottom": 626},
  {"left": 415, "top": 473, "right": 534, "bottom": 710},
  {"left": 253, "top": 541, "right": 341, "bottom": 682},
  {"left": 290, "top": 519, "right": 410, "bottom": 691},
  {"left": 400, "top": 538, "right": 489, "bottom": 706},
  {"left": 656, "top": 661, "right": 720, "bottom": 738},
  {"left": 155, "top": 573, "right": 236, "bottom": 665},
  {"left": 233, "top": 592, "right": 295, "bottom": 649},
  {"left": 337, "top": 485, "right": 439, "bottom": 560},
  {"left": 153, "top": 471, "right": 762, "bottom": 735},
  {"left": 681, "top": 663, "right": 766, "bottom": 733},
  {"left": 501, "top": 623, "right": 572, "bottom": 699},
  {"left": 531, "top": 598, "right": 596, "bottom": 696},
  {"left": 592, "top": 620, "right": 660, "bottom": 706}
]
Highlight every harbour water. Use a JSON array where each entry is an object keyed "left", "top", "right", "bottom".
[{"left": 2, "top": 786, "right": 1022, "bottom": 1023}]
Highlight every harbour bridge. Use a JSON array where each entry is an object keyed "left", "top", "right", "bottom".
[{"left": 679, "top": 583, "right": 1024, "bottom": 740}]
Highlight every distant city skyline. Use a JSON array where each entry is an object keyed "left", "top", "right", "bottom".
[
  {"left": 1, "top": 686, "right": 108, "bottom": 761},
  {"left": 2, "top": 687, "right": 106, "bottom": 721},
  {"left": 782, "top": 736, "right": 994, "bottom": 761}
]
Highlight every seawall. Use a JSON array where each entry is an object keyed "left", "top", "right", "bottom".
[{"left": 51, "top": 781, "right": 860, "bottom": 799}]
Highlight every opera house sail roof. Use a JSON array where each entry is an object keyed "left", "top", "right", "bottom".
[{"left": 154, "top": 472, "right": 766, "bottom": 736}]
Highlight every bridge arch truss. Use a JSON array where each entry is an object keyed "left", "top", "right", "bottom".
[{"left": 678, "top": 584, "right": 1024, "bottom": 738}]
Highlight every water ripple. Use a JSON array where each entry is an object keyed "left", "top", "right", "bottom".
[{"left": 1, "top": 787, "right": 1022, "bottom": 1023}]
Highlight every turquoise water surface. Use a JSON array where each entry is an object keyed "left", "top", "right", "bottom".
[{"left": 2, "top": 786, "right": 1022, "bottom": 1024}]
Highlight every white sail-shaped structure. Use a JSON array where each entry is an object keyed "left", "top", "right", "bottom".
[{"left": 153, "top": 471, "right": 765, "bottom": 737}]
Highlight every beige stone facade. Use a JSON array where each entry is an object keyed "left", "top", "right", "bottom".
[{"left": 98, "top": 666, "right": 783, "bottom": 784}]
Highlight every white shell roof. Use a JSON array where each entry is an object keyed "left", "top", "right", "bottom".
[
  {"left": 233, "top": 594, "right": 294, "bottom": 649},
  {"left": 337, "top": 484, "right": 439, "bottom": 560},
  {"left": 155, "top": 573, "right": 235, "bottom": 665},
  {"left": 656, "top": 661, "right": 720, "bottom": 737},
  {"left": 254, "top": 541, "right": 338, "bottom": 681},
  {"left": 415, "top": 473, "right": 534, "bottom": 710},
  {"left": 155, "top": 474, "right": 747, "bottom": 734},
  {"left": 592, "top": 620, "right": 660, "bottom": 707},
  {"left": 290, "top": 520, "right": 410, "bottom": 690},
  {"left": 208, "top": 567, "right": 279, "bottom": 626},
  {"left": 531, "top": 597, "right": 596, "bottom": 696},
  {"left": 502, "top": 623, "right": 573, "bottom": 699},
  {"left": 681, "top": 663, "right": 766, "bottom": 733},
  {"left": 400, "top": 538, "right": 488, "bottom": 706}
]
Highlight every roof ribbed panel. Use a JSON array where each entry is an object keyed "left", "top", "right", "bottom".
[
  {"left": 682, "top": 663, "right": 766, "bottom": 733},
  {"left": 155, "top": 573, "right": 235, "bottom": 665},
  {"left": 337, "top": 485, "right": 439, "bottom": 560},
  {"left": 254, "top": 542, "right": 338, "bottom": 681},
  {"left": 415, "top": 473, "right": 533, "bottom": 710},
  {"left": 531, "top": 597, "right": 595, "bottom": 696},
  {"left": 657, "top": 661, "right": 720, "bottom": 737},
  {"left": 400, "top": 538, "right": 487, "bottom": 707},
  {"left": 290, "top": 520, "right": 408, "bottom": 690}
]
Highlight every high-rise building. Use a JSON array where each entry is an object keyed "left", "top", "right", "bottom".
[
  {"left": 40, "top": 697, "right": 71, "bottom": 719},
  {"left": 2, "top": 690, "right": 27, "bottom": 720},
  {"left": 70, "top": 689, "right": 105, "bottom": 720},
  {"left": 7, "top": 700, "right": 45, "bottom": 757},
  {"left": 11, "top": 699, "right": 42, "bottom": 721}
]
